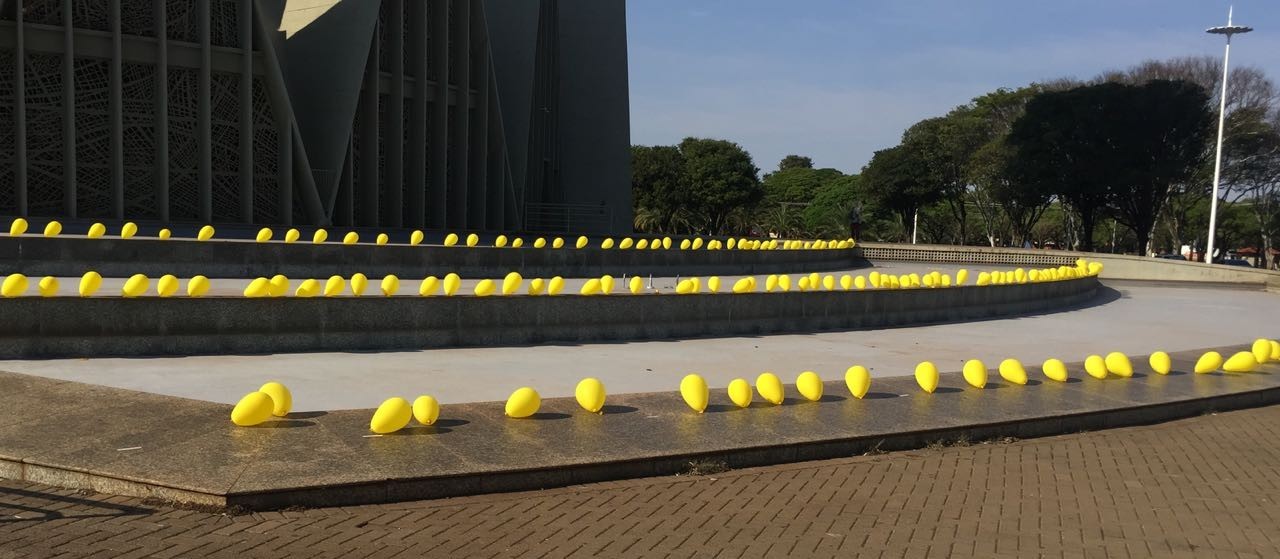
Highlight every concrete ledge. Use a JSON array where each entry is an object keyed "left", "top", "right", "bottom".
[
  {"left": 0, "top": 235, "right": 864, "bottom": 279},
  {"left": 0, "top": 278, "right": 1098, "bottom": 358}
]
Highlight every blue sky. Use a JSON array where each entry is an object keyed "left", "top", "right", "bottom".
[{"left": 626, "top": 1, "right": 1280, "bottom": 175}]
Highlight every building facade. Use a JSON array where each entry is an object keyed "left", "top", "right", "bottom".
[{"left": 0, "top": 0, "right": 631, "bottom": 233}]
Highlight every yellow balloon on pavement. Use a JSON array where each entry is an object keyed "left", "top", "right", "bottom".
[
  {"left": 575, "top": 378, "right": 607, "bottom": 413},
  {"left": 962, "top": 360, "right": 988, "bottom": 389},
  {"left": 915, "top": 362, "right": 939, "bottom": 394},
  {"left": 1104, "top": 352, "right": 1133, "bottom": 377},
  {"left": 1084, "top": 355, "right": 1108, "bottom": 379},
  {"left": 503, "top": 272, "right": 523, "bottom": 295},
  {"left": 1270, "top": 340, "right": 1280, "bottom": 361},
  {"left": 1195, "top": 351, "right": 1223, "bottom": 374},
  {"left": 122, "top": 274, "right": 150, "bottom": 297},
  {"left": 243, "top": 277, "right": 271, "bottom": 298},
  {"left": 1042, "top": 358, "right": 1069, "bottom": 382},
  {"left": 727, "top": 379, "right": 753, "bottom": 408},
  {"left": 998, "top": 359, "right": 1028, "bottom": 385},
  {"left": 285, "top": 228, "right": 300, "bottom": 243},
  {"left": 580, "top": 278, "right": 602, "bottom": 295},
  {"left": 732, "top": 277, "right": 753, "bottom": 293},
  {"left": 854, "top": 276, "right": 867, "bottom": 290},
  {"left": 370, "top": 397, "right": 413, "bottom": 434},
  {"left": 845, "top": 366, "right": 871, "bottom": 399},
  {"left": 629, "top": 276, "right": 645, "bottom": 294},
  {"left": 756, "top": 372, "right": 785, "bottom": 405},
  {"left": 474, "top": 279, "right": 497, "bottom": 297},
  {"left": 443, "top": 273, "right": 461, "bottom": 296},
  {"left": 413, "top": 395, "right": 440, "bottom": 425},
  {"left": 37, "top": 276, "right": 59, "bottom": 297},
  {"left": 1223, "top": 352, "right": 1258, "bottom": 373},
  {"left": 796, "top": 371, "right": 824, "bottom": 402},
  {"left": 231, "top": 392, "right": 275, "bottom": 427},
  {"left": 1, "top": 274, "right": 29, "bottom": 297},
  {"left": 548, "top": 276, "right": 565, "bottom": 295},
  {"left": 528, "top": 278, "right": 546, "bottom": 295},
  {"left": 258, "top": 382, "right": 292, "bottom": 417},
  {"left": 600, "top": 275, "right": 615, "bottom": 294},
  {"left": 505, "top": 387, "right": 541, "bottom": 418},
  {"left": 380, "top": 275, "right": 399, "bottom": 296},
  {"left": 197, "top": 225, "right": 215, "bottom": 241},
  {"left": 323, "top": 275, "right": 346, "bottom": 297},
  {"left": 1251, "top": 339, "right": 1271, "bottom": 364},
  {"left": 294, "top": 278, "right": 320, "bottom": 298},
  {"left": 157, "top": 274, "right": 180, "bottom": 297},
  {"left": 680, "top": 374, "right": 709, "bottom": 413},
  {"left": 1149, "top": 351, "right": 1172, "bottom": 375},
  {"left": 350, "top": 273, "right": 369, "bottom": 296},
  {"left": 187, "top": 275, "right": 211, "bottom": 297},
  {"left": 707, "top": 276, "right": 721, "bottom": 293},
  {"left": 419, "top": 276, "right": 440, "bottom": 296},
  {"left": 839, "top": 275, "right": 853, "bottom": 290}
]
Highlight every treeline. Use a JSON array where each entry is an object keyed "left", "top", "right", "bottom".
[{"left": 631, "top": 56, "right": 1280, "bottom": 266}]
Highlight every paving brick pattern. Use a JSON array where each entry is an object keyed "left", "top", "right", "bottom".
[{"left": 3, "top": 406, "right": 1280, "bottom": 558}]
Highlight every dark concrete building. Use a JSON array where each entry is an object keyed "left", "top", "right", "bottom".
[{"left": 0, "top": 0, "right": 631, "bottom": 234}]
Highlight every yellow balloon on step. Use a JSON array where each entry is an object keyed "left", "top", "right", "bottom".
[
  {"left": 1195, "top": 351, "right": 1223, "bottom": 374},
  {"left": 1104, "top": 352, "right": 1133, "bottom": 377},
  {"left": 8, "top": 218, "right": 28, "bottom": 236},
  {"left": 839, "top": 275, "right": 853, "bottom": 290},
  {"left": 323, "top": 275, "right": 346, "bottom": 297},
  {"left": 1042, "top": 358, "right": 1068, "bottom": 382},
  {"left": 512, "top": 238, "right": 524, "bottom": 248},
  {"left": 679, "top": 374, "right": 709, "bottom": 413},
  {"left": 732, "top": 277, "right": 752, "bottom": 293},
  {"left": 231, "top": 392, "right": 275, "bottom": 427},
  {"left": 601, "top": 238, "right": 614, "bottom": 249},
  {"left": 443, "top": 273, "right": 461, "bottom": 296},
  {"left": 1148, "top": 351, "right": 1172, "bottom": 375},
  {"left": 1087, "top": 262, "right": 1103, "bottom": 276},
  {"left": 726, "top": 238, "right": 736, "bottom": 250},
  {"left": 956, "top": 269, "right": 969, "bottom": 285},
  {"left": 350, "top": 273, "right": 369, "bottom": 296},
  {"left": 156, "top": 274, "right": 179, "bottom": 298},
  {"left": 580, "top": 278, "right": 602, "bottom": 295},
  {"left": 552, "top": 237, "right": 565, "bottom": 249},
  {"left": 1084, "top": 355, "right": 1107, "bottom": 379},
  {"left": 1271, "top": 340, "right": 1280, "bottom": 361},
  {"left": 197, "top": 225, "right": 215, "bottom": 241},
  {"left": 413, "top": 395, "right": 440, "bottom": 425},
  {"left": 256, "top": 228, "right": 273, "bottom": 242},
  {"left": 37, "top": 276, "right": 58, "bottom": 297},
  {"left": 915, "top": 362, "right": 940, "bottom": 394},
  {"left": 619, "top": 238, "right": 634, "bottom": 249},
  {"left": 662, "top": 237, "right": 673, "bottom": 250},
  {"left": 1223, "top": 352, "right": 1258, "bottom": 373},
  {"left": 444, "top": 233, "right": 459, "bottom": 246},
  {"left": 342, "top": 232, "right": 359, "bottom": 245},
  {"left": 285, "top": 228, "right": 300, "bottom": 243},
  {"left": 410, "top": 230, "right": 424, "bottom": 245},
  {"left": 999, "top": 359, "right": 1028, "bottom": 385},
  {"left": 262, "top": 274, "right": 285, "bottom": 297},
  {"left": 419, "top": 276, "right": 440, "bottom": 296},
  {"left": 868, "top": 271, "right": 880, "bottom": 287},
  {"left": 976, "top": 272, "right": 991, "bottom": 286},
  {"left": 601, "top": 275, "right": 615, "bottom": 294},
  {"left": 467, "top": 233, "right": 479, "bottom": 247},
  {"left": 120, "top": 222, "right": 138, "bottom": 239},
  {"left": 679, "top": 239, "right": 691, "bottom": 250},
  {"left": 122, "top": 274, "right": 150, "bottom": 297},
  {"left": 692, "top": 238, "right": 704, "bottom": 250},
  {"left": 756, "top": 372, "right": 785, "bottom": 404},
  {"left": 370, "top": 397, "right": 413, "bottom": 434},
  {"left": 1, "top": 274, "right": 29, "bottom": 297},
  {"left": 845, "top": 366, "right": 871, "bottom": 399},
  {"left": 548, "top": 276, "right": 565, "bottom": 295},
  {"left": 821, "top": 275, "right": 835, "bottom": 291},
  {"left": 533, "top": 237, "right": 547, "bottom": 248},
  {"left": 636, "top": 239, "right": 648, "bottom": 249},
  {"left": 778, "top": 275, "right": 792, "bottom": 292},
  {"left": 474, "top": 279, "right": 497, "bottom": 297},
  {"left": 675, "top": 279, "right": 695, "bottom": 294},
  {"left": 1251, "top": 339, "right": 1271, "bottom": 364},
  {"left": 313, "top": 229, "right": 328, "bottom": 244},
  {"left": 44, "top": 221, "right": 62, "bottom": 237},
  {"left": 962, "top": 360, "right": 987, "bottom": 389},
  {"left": 259, "top": 382, "right": 292, "bottom": 417},
  {"left": 491, "top": 234, "right": 507, "bottom": 248},
  {"left": 796, "top": 371, "right": 824, "bottom": 401},
  {"left": 506, "top": 387, "right": 541, "bottom": 418},
  {"left": 376, "top": 233, "right": 389, "bottom": 246},
  {"left": 244, "top": 277, "right": 271, "bottom": 298},
  {"left": 528, "top": 278, "right": 546, "bottom": 295},
  {"left": 503, "top": 272, "right": 523, "bottom": 295},
  {"left": 707, "top": 276, "right": 721, "bottom": 293},
  {"left": 380, "top": 275, "right": 399, "bottom": 296},
  {"left": 187, "top": 275, "right": 211, "bottom": 297},
  {"left": 294, "top": 278, "right": 320, "bottom": 298},
  {"left": 629, "top": 276, "right": 644, "bottom": 294},
  {"left": 854, "top": 276, "right": 867, "bottom": 290},
  {"left": 576, "top": 236, "right": 589, "bottom": 249},
  {"left": 575, "top": 378, "right": 607, "bottom": 413},
  {"left": 727, "top": 378, "right": 753, "bottom": 408},
  {"left": 87, "top": 222, "right": 106, "bottom": 238}
]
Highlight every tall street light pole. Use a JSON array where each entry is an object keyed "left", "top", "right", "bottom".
[{"left": 1205, "top": 7, "right": 1252, "bottom": 264}]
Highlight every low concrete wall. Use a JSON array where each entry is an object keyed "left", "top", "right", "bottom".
[
  {"left": 858, "top": 242, "right": 1280, "bottom": 290},
  {"left": 0, "top": 236, "right": 864, "bottom": 279},
  {"left": 0, "top": 278, "right": 1098, "bottom": 358}
]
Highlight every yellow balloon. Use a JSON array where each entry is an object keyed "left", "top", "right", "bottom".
[
  {"left": 313, "top": 229, "right": 329, "bottom": 244},
  {"left": 662, "top": 237, "right": 673, "bottom": 250},
  {"left": 675, "top": 279, "right": 695, "bottom": 294},
  {"left": 955, "top": 269, "right": 969, "bottom": 285},
  {"left": 376, "top": 233, "right": 389, "bottom": 246},
  {"left": 976, "top": 272, "right": 991, "bottom": 286},
  {"left": 1271, "top": 340, "right": 1280, "bottom": 361},
  {"left": 505, "top": 387, "right": 541, "bottom": 418},
  {"left": 158, "top": 228, "right": 171, "bottom": 240},
  {"left": 1104, "top": 352, "right": 1133, "bottom": 377},
  {"left": 941, "top": 274, "right": 952, "bottom": 287},
  {"left": 732, "top": 277, "right": 753, "bottom": 293},
  {"left": 37, "top": 276, "right": 58, "bottom": 297},
  {"left": 854, "top": 276, "right": 867, "bottom": 290},
  {"left": 636, "top": 239, "right": 649, "bottom": 249},
  {"left": 629, "top": 276, "right": 645, "bottom": 294},
  {"left": 707, "top": 276, "right": 721, "bottom": 293},
  {"left": 619, "top": 238, "right": 634, "bottom": 249},
  {"left": 679, "top": 374, "right": 709, "bottom": 413},
  {"left": 575, "top": 378, "right": 607, "bottom": 413},
  {"left": 915, "top": 362, "right": 939, "bottom": 394},
  {"left": 1084, "top": 355, "right": 1108, "bottom": 379},
  {"left": 255, "top": 228, "right": 273, "bottom": 242},
  {"left": 419, "top": 276, "right": 440, "bottom": 296},
  {"left": 552, "top": 237, "right": 565, "bottom": 249},
  {"left": 756, "top": 372, "right": 785, "bottom": 405},
  {"left": 1042, "top": 358, "right": 1069, "bottom": 382},
  {"left": 244, "top": 277, "right": 271, "bottom": 298},
  {"left": 197, "top": 225, "right": 215, "bottom": 241},
  {"left": 495, "top": 234, "right": 508, "bottom": 248},
  {"left": 528, "top": 278, "right": 546, "bottom": 295},
  {"left": 726, "top": 238, "right": 736, "bottom": 250},
  {"left": 268, "top": 275, "right": 289, "bottom": 297},
  {"left": 845, "top": 366, "right": 871, "bottom": 399},
  {"left": 444, "top": 233, "right": 459, "bottom": 246},
  {"left": 679, "top": 239, "right": 691, "bottom": 250},
  {"left": 1149, "top": 351, "right": 1172, "bottom": 375},
  {"left": 1195, "top": 351, "right": 1223, "bottom": 374},
  {"left": 231, "top": 392, "right": 275, "bottom": 427},
  {"left": 323, "top": 275, "right": 346, "bottom": 297},
  {"left": 501, "top": 272, "right": 522, "bottom": 295},
  {"left": 259, "top": 382, "right": 292, "bottom": 417},
  {"left": 44, "top": 221, "right": 62, "bottom": 237},
  {"left": 808, "top": 272, "right": 820, "bottom": 289},
  {"left": 822, "top": 275, "right": 835, "bottom": 291},
  {"left": 122, "top": 274, "right": 150, "bottom": 297},
  {"left": 580, "top": 278, "right": 602, "bottom": 295},
  {"left": 839, "top": 275, "right": 853, "bottom": 290},
  {"left": 348, "top": 273, "right": 368, "bottom": 296},
  {"left": 342, "top": 231, "right": 359, "bottom": 245},
  {"left": 692, "top": 238, "right": 704, "bottom": 250},
  {"left": 1251, "top": 339, "right": 1271, "bottom": 364},
  {"left": 87, "top": 222, "right": 106, "bottom": 238},
  {"left": 765, "top": 275, "right": 779, "bottom": 292},
  {"left": 370, "top": 397, "right": 413, "bottom": 434},
  {"left": 1223, "top": 351, "right": 1258, "bottom": 373},
  {"left": 120, "top": 222, "right": 138, "bottom": 239},
  {"left": 187, "top": 275, "right": 211, "bottom": 297},
  {"left": 998, "top": 359, "right": 1028, "bottom": 385},
  {"left": 868, "top": 271, "right": 881, "bottom": 287},
  {"left": 1, "top": 274, "right": 29, "bottom": 297},
  {"left": 443, "top": 273, "right": 461, "bottom": 296},
  {"left": 410, "top": 230, "right": 425, "bottom": 245},
  {"left": 727, "top": 378, "right": 753, "bottom": 408},
  {"left": 576, "top": 236, "right": 589, "bottom": 249},
  {"left": 796, "top": 371, "right": 824, "bottom": 401},
  {"left": 548, "top": 276, "right": 565, "bottom": 295},
  {"left": 413, "top": 395, "right": 440, "bottom": 425},
  {"left": 8, "top": 218, "right": 29, "bottom": 236},
  {"left": 157, "top": 274, "right": 180, "bottom": 297},
  {"left": 778, "top": 275, "right": 791, "bottom": 292},
  {"left": 467, "top": 233, "right": 479, "bottom": 247},
  {"left": 962, "top": 360, "right": 987, "bottom": 389},
  {"left": 512, "top": 238, "right": 524, "bottom": 248},
  {"left": 1087, "top": 262, "right": 1103, "bottom": 276},
  {"left": 294, "top": 278, "right": 320, "bottom": 298},
  {"left": 285, "top": 228, "right": 300, "bottom": 243},
  {"left": 600, "top": 275, "right": 615, "bottom": 294},
  {"left": 474, "top": 279, "right": 497, "bottom": 297},
  {"left": 534, "top": 237, "right": 547, "bottom": 248}
]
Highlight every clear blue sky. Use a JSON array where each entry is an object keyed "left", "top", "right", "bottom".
[{"left": 626, "top": 1, "right": 1280, "bottom": 175}]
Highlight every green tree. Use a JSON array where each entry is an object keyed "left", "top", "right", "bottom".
[
  {"left": 901, "top": 112, "right": 987, "bottom": 244},
  {"left": 631, "top": 145, "right": 687, "bottom": 233},
  {"left": 859, "top": 145, "right": 943, "bottom": 241},
  {"left": 678, "top": 137, "right": 764, "bottom": 235},
  {"left": 777, "top": 155, "right": 814, "bottom": 172}
]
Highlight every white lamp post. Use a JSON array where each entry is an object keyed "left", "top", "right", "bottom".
[{"left": 1204, "top": 7, "right": 1252, "bottom": 264}]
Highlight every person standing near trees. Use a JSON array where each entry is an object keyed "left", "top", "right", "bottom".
[{"left": 848, "top": 203, "right": 863, "bottom": 242}]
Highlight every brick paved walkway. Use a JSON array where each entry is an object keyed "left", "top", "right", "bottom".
[{"left": 3, "top": 406, "right": 1280, "bottom": 559}]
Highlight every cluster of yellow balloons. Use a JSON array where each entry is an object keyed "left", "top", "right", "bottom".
[
  {"left": 504, "top": 378, "right": 608, "bottom": 419},
  {"left": 678, "top": 369, "right": 872, "bottom": 413},
  {"left": 3, "top": 218, "right": 206, "bottom": 241},
  {"left": 230, "top": 382, "right": 294, "bottom": 426},
  {"left": 0, "top": 271, "right": 212, "bottom": 298},
  {"left": 368, "top": 395, "right": 441, "bottom": 434},
  {"left": 1192, "top": 339, "right": 1280, "bottom": 374},
  {"left": 971, "top": 259, "right": 1102, "bottom": 286}
]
